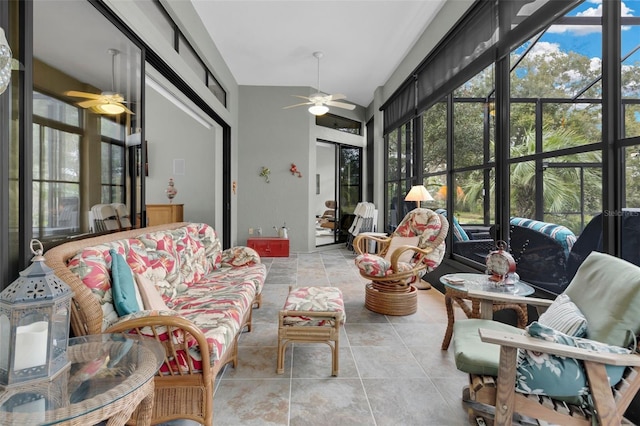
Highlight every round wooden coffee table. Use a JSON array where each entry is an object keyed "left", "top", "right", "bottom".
[{"left": 0, "top": 334, "right": 164, "bottom": 425}]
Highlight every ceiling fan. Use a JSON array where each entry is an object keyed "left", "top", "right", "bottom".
[
  {"left": 284, "top": 51, "right": 355, "bottom": 116},
  {"left": 65, "top": 48, "right": 134, "bottom": 115}
]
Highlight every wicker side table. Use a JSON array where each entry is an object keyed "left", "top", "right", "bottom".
[
  {"left": 277, "top": 286, "right": 345, "bottom": 376},
  {"left": 0, "top": 334, "right": 164, "bottom": 426},
  {"left": 440, "top": 273, "right": 534, "bottom": 350}
]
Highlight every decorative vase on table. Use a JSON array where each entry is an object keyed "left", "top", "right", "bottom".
[{"left": 166, "top": 178, "right": 178, "bottom": 203}]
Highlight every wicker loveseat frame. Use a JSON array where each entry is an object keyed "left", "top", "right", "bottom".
[{"left": 44, "top": 222, "right": 265, "bottom": 425}]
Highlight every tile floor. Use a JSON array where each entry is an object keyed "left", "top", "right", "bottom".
[{"left": 164, "top": 247, "right": 471, "bottom": 426}]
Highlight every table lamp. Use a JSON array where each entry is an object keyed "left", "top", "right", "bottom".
[{"left": 404, "top": 185, "right": 434, "bottom": 208}]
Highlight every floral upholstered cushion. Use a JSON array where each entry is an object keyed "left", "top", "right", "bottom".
[
  {"left": 283, "top": 286, "right": 345, "bottom": 326},
  {"left": 221, "top": 246, "right": 261, "bottom": 267},
  {"left": 516, "top": 321, "right": 630, "bottom": 397},
  {"left": 67, "top": 239, "right": 151, "bottom": 330},
  {"left": 393, "top": 208, "right": 446, "bottom": 273},
  {"left": 354, "top": 253, "right": 414, "bottom": 278}
]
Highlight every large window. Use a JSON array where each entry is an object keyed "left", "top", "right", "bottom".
[
  {"left": 385, "top": 120, "right": 415, "bottom": 231},
  {"left": 382, "top": 0, "right": 639, "bottom": 294},
  {"left": 32, "top": 92, "right": 82, "bottom": 239},
  {"left": 100, "top": 117, "right": 125, "bottom": 204}
]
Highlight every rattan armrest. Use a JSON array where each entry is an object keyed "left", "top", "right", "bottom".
[
  {"left": 467, "top": 289, "right": 553, "bottom": 307},
  {"left": 478, "top": 328, "right": 640, "bottom": 366},
  {"left": 353, "top": 233, "right": 391, "bottom": 255},
  {"left": 388, "top": 245, "right": 434, "bottom": 269},
  {"left": 106, "top": 314, "right": 212, "bottom": 376}
]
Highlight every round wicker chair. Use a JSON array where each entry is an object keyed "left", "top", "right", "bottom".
[{"left": 353, "top": 208, "right": 449, "bottom": 315}]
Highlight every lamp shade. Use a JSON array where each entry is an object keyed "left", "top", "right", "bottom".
[{"left": 405, "top": 185, "right": 434, "bottom": 203}]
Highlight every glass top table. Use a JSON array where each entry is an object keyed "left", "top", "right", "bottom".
[
  {"left": 439, "top": 273, "right": 534, "bottom": 350},
  {"left": 440, "top": 272, "right": 535, "bottom": 296},
  {"left": 0, "top": 334, "right": 164, "bottom": 426}
]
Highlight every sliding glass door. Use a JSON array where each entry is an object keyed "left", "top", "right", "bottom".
[{"left": 315, "top": 140, "right": 362, "bottom": 246}]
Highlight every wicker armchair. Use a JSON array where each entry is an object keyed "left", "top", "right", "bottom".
[{"left": 353, "top": 208, "right": 448, "bottom": 315}]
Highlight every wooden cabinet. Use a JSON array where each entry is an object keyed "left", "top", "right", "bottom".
[
  {"left": 146, "top": 204, "right": 184, "bottom": 226},
  {"left": 247, "top": 237, "right": 289, "bottom": 257}
]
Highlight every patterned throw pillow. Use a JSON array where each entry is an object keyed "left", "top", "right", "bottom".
[
  {"left": 538, "top": 294, "right": 588, "bottom": 337},
  {"left": 516, "top": 321, "right": 631, "bottom": 397}
]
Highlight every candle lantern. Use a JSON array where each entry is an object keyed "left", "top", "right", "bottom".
[{"left": 0, "top": 240, "right": 73, "bottom": 387}]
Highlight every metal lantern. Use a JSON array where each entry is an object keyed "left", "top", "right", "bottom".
[{"left": 0, "top": 240, "right": 73, "bottom": 387}]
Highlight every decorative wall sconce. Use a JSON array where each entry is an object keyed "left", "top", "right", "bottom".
[
  {"left": 290, "top": 163, "right": 302, "bottom": 178},
  {"left": 0, "top": 240, "right": 73, "bottom": 387},
  {"left": 259, "top": 167, "right": 271, "bottom": 183},
  {"left": 0, "top": 28, "right": 13, "bottom": 95}
]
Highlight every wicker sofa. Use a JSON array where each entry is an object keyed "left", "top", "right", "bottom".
[{"left": 44, "top": 222, "right": 267, "bottom": 425}]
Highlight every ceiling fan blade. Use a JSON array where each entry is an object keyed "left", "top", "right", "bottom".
[
  {"left": 77, "top": 99, "right": 105, "bottom": 108},
  {"left": 292, "top": 95, "right": 312, "bottom": 101},
  {"left": 283, "top": 102, "right": 312, "bottom": 109},
  {"left": 65, "top": 90, "right": 102, "bottom": 100},
  {"left": 119, "top": 103, "right": 135, "bottom": 115},
  {"left": 326, "top": 100, "right": 356, "bottom": 110},
  {"left": 328, "top": 93, "right": 347, "bottom": 101}
]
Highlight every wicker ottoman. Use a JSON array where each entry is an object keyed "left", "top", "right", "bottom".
[{"left": 276, "top": 286, "right": 345, "bottom": 376}]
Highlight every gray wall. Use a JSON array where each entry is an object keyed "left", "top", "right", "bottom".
[
  {"left": 144, "top": 72, "right": 219, "bottom": 227},
  {"left": 237, "top": 86, "right": 366, "bottom": 252},
  {"left": 237, "top": 86, "right": 313, "bottom": 251}
]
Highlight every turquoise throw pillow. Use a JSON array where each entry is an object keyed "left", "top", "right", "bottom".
[
  {"left": 435, "top": 208, "right": 469, "bottom": 242},
  {"left": 516, "top": 322, "right": 630, "bottom": 398},
  {"left": 110, "top": 249, "right": 140, "bottom": 316}
]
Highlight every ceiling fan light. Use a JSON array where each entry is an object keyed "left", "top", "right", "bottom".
[
  {"left": 96, "top": 103, "right": 126, "bottom": 115},
  {"left": 309, "top": 105, "right": 329, "bottom": 116}
]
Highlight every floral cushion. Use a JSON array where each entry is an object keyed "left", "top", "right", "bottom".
[
  {"left": 66, "top": 223, "right": 265, "bottom": 335},
  {"left": 67, "top": 239, "right": 151, "bottom": 330},
  {"left": 516, "top": 321, "right": 631, "bottom": 397},
  {"left": 221, "top": 246, "right": 261, "bottom": 267},
  {"left": 393, "top": 208, "right": 446, "bottom": 272},
  {"left": 354, "top": 253, "right": 414, "bottom": 278},
  {"left": 283, "top": 286, "right": 345, "bottom": 326}
]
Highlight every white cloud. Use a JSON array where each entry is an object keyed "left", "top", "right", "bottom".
[
  {"left": 547, "top": 1, "right": 634, "bottom": 35},
  {"left": 527, "top": 41, "right": 565, "bottom": 61}
]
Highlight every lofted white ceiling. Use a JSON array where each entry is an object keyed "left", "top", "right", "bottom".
[{"left": 191, "top": 0, "right": 448, "bottom": 107}]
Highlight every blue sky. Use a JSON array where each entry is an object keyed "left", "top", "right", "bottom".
[{"left": 540, "top": 0, "right": 640, "bottom": 64}]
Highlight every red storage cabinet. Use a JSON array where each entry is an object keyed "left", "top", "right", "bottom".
[{"left": 247, "top": 237, "right": 290, "bottom": 257}]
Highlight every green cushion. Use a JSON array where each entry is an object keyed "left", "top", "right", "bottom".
[
  {"left": 565, "top": 252, "right": 640, "bottom": 347},
  {"left": 516, "top": 322, "right": 630, "bottom": 398},
  {"left": 453, "top": 319, "right": 523, "bottom": 376},
  {"left": 110, "top": 249, "right": 140, "bottom": 316}
]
